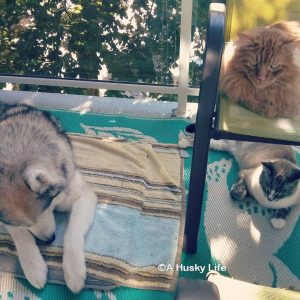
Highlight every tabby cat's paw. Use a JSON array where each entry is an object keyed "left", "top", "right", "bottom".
[
  {"left": 271, "top": 218, "right": 286, "bottom": 229},
  {"left": 230, "top": 180, "right": 247, "bottom": 201}
]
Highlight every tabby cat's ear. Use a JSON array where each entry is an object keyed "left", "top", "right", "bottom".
[
  {"left": 289, "top": 168, "right": 300, "bottom": 182},
  {"left": 261, "top": 161, "right": 274, "bottom": 174}
]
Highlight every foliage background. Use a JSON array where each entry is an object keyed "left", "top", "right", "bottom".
[{"left": 0, "top": 0, "right": 210, "bottom": 100}]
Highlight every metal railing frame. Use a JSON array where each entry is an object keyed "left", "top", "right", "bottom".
[{"left": 0, "top": 0, "right": 198, "bottom": 117}]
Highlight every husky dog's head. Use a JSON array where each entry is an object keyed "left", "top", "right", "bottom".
[
  {"left": 0, "top": 161, "right": 66, "bottom": 241},
  {"left": 0, "top": 103, "right": 75, "bottom": 243}
]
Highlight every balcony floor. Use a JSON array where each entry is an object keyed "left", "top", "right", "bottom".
[{"left": 0, "top": 98, "right": 299, "bottom": 299}]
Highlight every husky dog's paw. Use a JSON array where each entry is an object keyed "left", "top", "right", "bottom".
[
  {"left": 63, "top": 247, "right": 86, "bottom": 293},
  {"left": 271, "top": 218, "right": 286, "bottom": 229},
  {"left": 6, "top": 226, "right": 48, "bottom": 289},
  {"left": 22, "top": 254, "right": 48, "bottom": 289},
  {"left": 230, "top": 178, "right": 247, "bottom": 201}
]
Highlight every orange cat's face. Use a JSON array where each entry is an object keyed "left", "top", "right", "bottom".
[
  {"left": 236, "top": 27, "right": 295, "bottom": 90},
  {"left": 221, "top": 22, "right": 300, "bottom": 117}
]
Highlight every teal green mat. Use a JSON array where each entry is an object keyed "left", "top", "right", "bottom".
[
  {"left": 0, "top": 109, "right": 192, "bottom": 300},
  {"left": 1, "top": 109, "right": 299, "bottom": 299}
]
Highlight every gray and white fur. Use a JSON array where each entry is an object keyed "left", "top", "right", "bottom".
[
  {"left": 210, "top": 139, "right": 300, "bottom": 229},
  {"left": 0, "top": 103, "right": 97, "bottom": 292}
]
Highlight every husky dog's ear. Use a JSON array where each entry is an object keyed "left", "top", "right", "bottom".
[{"left": 23, "top": 165, "right": 64, "bottom": 198}]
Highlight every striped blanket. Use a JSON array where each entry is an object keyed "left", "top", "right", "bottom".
[{"left": 0, "top": 134, "right": 185, "bottom": 291}]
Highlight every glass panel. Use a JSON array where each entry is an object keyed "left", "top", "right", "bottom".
[{"left": 0, "top": 0, "right": 208, "bottom": 97}]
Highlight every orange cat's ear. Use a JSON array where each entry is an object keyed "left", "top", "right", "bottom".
[
  {"left": 237, "top": 32, "right": 253, "bottom": 42},
  {"left": 237, "top": 28, "right": 263, "bottom": 46},
  {"left": 291, "top": 39, "right": 300, "bottom": 46},
  {"left": 281, "top": 39, "right": 300, "bottom": 53},
  {"left": 295, "top": 40, "right": 300, "bottom": 48},
  {"left": 237, "top": 32, "right": 256, "bottom": 48},
  {"left": 279, "top": 37, "right": 298, "bottom": 46}
]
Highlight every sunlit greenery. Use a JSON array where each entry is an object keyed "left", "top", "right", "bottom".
[{"left": 0, "top": 0, "right": 209, "bottom": 99}]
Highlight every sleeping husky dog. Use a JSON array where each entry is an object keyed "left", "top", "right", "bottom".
[{"left": 0, "top": 102, "right": 97, "bottom": 293}]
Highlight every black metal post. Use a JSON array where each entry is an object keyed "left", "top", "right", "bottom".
[{"left": 184, "top": 3, "right": 226, "bottom": 254}]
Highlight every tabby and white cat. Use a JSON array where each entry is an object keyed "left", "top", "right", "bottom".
[
  {"left": 220, "top": 21, "right": 300, "bottom": 118},
  {"left": 210, "top": 140, "right": 300, "bottom": 228}
]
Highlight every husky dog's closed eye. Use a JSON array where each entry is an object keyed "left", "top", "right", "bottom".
[{"left": 0, "top": 103, "right": 97, "bottom": 293}]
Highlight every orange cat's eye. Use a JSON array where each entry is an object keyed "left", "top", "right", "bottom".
[{"left": 270, "top": 64, "right": 280, "bottom": 70}]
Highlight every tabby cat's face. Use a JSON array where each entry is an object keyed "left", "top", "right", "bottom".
[
  {"left": 260, "top": 161, "right": 300, "bottom": 201},
  {"left": 237, "top": 28, "right": 295, "bottom": 89}
]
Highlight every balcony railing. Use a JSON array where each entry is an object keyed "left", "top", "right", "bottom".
[{"left": 0, "top": 0, "right": 201, "bottom": 117}]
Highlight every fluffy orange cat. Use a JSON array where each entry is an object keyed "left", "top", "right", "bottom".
[{"left": 220, "top": 21, "right": 300, "bottom": 118}]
